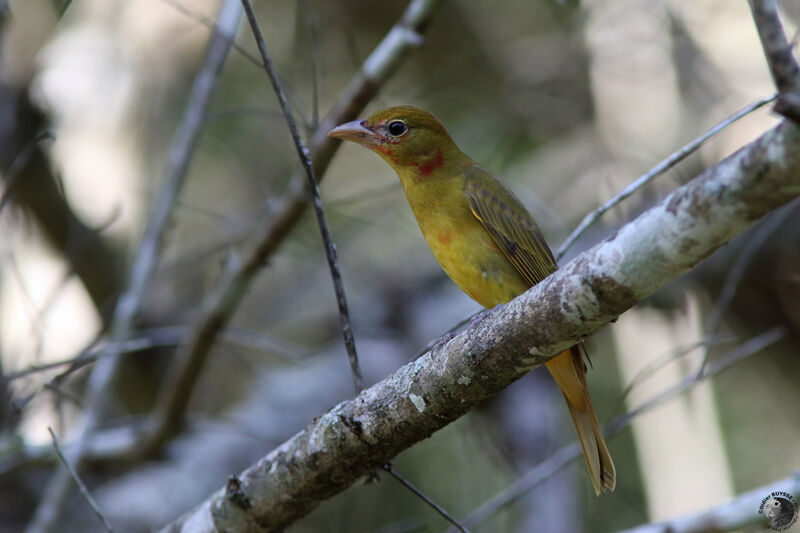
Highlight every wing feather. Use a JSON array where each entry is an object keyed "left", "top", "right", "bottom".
[{"left": 464, "top": 170, "right": 557, "bottom": 287}]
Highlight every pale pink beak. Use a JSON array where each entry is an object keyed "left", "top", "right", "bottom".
[{"left": 328, "top": 119, "right": 378, "bottom": 145}]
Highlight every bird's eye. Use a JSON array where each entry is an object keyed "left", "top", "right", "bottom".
[{"left": 388, "top": 120, "right": 408, "bottom": 136}]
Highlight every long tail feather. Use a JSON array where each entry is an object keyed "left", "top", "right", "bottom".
[{"left": 546, "top": 347, "right": 616, "bottom": 495}]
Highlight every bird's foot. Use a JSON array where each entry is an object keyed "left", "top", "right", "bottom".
[
  {"left": 467, "top": 308, "right": 492, "bottom": 329},
  {"left": 430, "top": 331, "right": 457, "bottom": 353}
]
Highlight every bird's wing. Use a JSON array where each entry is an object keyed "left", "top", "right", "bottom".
[
  {"left": 464, "top": 167, "right": 558, "bottom": 287},
  {"left": 465, "top": 168, "right": 594, "bottom": 368}
]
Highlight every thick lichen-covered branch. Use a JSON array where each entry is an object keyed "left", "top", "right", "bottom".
[{"left": 161, "top": 120, "right": 800, "bottom": 532}]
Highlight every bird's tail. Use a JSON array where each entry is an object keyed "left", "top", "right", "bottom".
[{"left": 545, "top": 346, "right": 616, "bottom": 496}]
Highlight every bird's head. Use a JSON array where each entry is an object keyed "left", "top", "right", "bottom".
[{"left": 328, "top": 106, "right": 463, "bottom": 178}]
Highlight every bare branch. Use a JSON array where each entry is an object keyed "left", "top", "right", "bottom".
[
  {"left": 240, "top": 0, "right": 363, "bottom": 393},
  {"left": 748, "top": 0, "right": 800, "bottom": 122},
  {"left": 158, "top": 117, "right": 800, "bottom": 532},
  {"left": 47, "top": 428, "right": 114, "bottom": 533},
  {"left": 24, "top": 3, "right": 242, "bottom": 532},
  {"left": 617, "top": 473, "right": 800, "bottom": 533},
  {"left": 139, "top": 0, "right": 444, "bottom": 456},
  {"left": 556, "top": 94, "right": 776, "bottom": 260}
]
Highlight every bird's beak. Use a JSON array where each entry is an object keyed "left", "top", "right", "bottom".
[{"left": 328, "top": 119, "right": 378, "bottom": 145}]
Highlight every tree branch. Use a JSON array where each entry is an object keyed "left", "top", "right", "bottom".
[
  {"left": 617, "top": 473, "right": 800, "bottom": 533},
  {"left": 748, "top": 0, "right": 800, "bottom": 122},
  {"left": 158, "top": 116, "right": 800, "bottom": 532},
  {"left": 47, "top": 428, "right": 114, "bottom": 533}
]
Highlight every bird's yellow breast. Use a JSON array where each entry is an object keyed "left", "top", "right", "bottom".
[{"left": 399, "top": 174, "right": 529, "bottom": 308}]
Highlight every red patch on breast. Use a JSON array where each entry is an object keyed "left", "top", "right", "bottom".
[
  {"left": 413, "top": 148, "right": 444, "bottom": 177},
  {"left": 436, "top": 230, "right": 453, "bottom": 245}
]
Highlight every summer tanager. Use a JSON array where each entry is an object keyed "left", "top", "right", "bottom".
[{"left": 329, "top": 106, "right": 615, "bottom": 495}]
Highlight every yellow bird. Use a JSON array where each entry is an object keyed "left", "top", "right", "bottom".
[{"left": 329, "top": 106, "right": 615, "bottom": 495}]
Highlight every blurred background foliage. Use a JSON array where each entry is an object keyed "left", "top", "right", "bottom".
[{"left": 0, "top": 0, "right": 799, "bottom": 531}]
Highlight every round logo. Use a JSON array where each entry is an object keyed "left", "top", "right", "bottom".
[{"left": 759, "top": 491, "right": 799, "bottom": 531}]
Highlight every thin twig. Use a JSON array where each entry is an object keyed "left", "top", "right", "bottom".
[
  {"left": 611, "top": 332, "right": 737, "bottom": 416},
  {"left": 8, "top": 324, "right": 300, "bottom": 385},
  {"left": 139, "top": 0, "right": 442, "bottom": 456},
  {"left": 241, "top": 0, "right": 363, "bottom": 393},
  {"left": 748, "top": 0, "right": 800, "bottom": 122},
  {"left": 611, "top": 325, "right": 786, "bottom": 433},
  {"left": 450, "top": 443, "right": 581, "bottom": 533},
  {"left": 453, "top": 326, "right": 787, "bottom": 532},
  {"left": 160, "top": 0, "right": 261, "bottom": 66},
  {"left": 47, "top": 428, "right": 114, "bottom": 533},
  {"left": 1, "top": 421, "right": 157, "bottom": 476},
  {"left": 556, "top": 94, "right": 777, "bottom": 260},
  {"left": 697, "top": 197, "right": 799, "bottom": 376},
  {"left": 384, "top": 464, "right": 471, "bottom": 533},
  {"left": 7, "top": 328, "right": 185, "bottom": 381},
  {"left": 24, "top": 3, "right": 242, "bottom": 532}
]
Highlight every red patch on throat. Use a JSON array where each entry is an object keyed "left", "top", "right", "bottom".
[
  {"left": 377, "top": 144, "right": 399, "bottom": 164},
  {"left": 413, "top": 148, "right": 444, "bottom": 177}
]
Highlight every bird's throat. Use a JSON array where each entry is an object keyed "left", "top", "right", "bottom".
[
  {"left": 377, "top": 145, "right": 447, "bottom": 182},
  {"left": 410, "top": 147, "right": 445, "bottom": 179}
]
